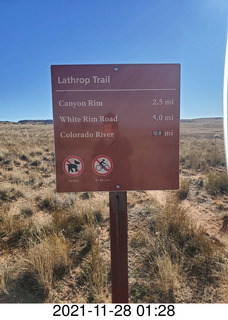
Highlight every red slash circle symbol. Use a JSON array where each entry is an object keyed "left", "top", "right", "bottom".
[
  {"left": 63, "top": 156, "right": 84, "bottom": 177},
  {"left": 92, "top": 155, "right": 113, "bottom": 176}
]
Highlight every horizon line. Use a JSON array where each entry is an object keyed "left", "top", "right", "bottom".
[{"left": 0, "top": 116, "right": 224, "bottom": 123}]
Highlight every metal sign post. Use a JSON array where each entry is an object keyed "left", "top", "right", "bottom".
[{"left": 109, "top": 191, "right": 128, "bottom": 303}]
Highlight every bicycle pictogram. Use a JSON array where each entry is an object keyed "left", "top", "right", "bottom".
[
  {"left": 96, "top": 159, "right": 110, "bottom": 172},
  {"left": 92, "top": 155, "right": 113, "bottom": 176}
]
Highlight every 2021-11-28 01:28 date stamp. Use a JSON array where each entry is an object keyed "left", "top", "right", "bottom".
[{"left": 52, "top": 304, "right": 176, "bottom": 318}]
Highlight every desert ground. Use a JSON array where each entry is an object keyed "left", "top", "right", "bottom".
[{"left": 0, "top": 118, "right": 228, "bottom": 303}]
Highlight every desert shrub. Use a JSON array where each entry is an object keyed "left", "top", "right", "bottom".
[
  {"left": 0, "top": 258, "right": 48, "bottom": 303},
  {"left": 205, "top": 173, "right": 228, "bottom": 196},
  {"left": 180, "top": 144, "right": 225, "bottom": 170},
  {"left": 19, "top": 154, "right": 29, "bottom": 161},
  {"left": 29, "top": 149, "right": 43, "bottom": 157},
  {"left": 0, "top": 189, "right": 8, "bottom": 202},
  {"left": 0, "top": 149, "right": 10, "bottom": 162},
  {"left": 20, "top": 207, "right": 33, "bottom": 217},
  {"left": 36, "top": 194, "right": 60, "bottom": 212},
  {"left": 0, "top": 184, "right": 24, "bottom": 203},
  {"left": 206, "top": 146, "right": 225, "bottom": 167},
  {"left": 0, "top": 234, "right": 69, "bottom": 302},
  {"left": 220, "top": 215, "right": 228, "bottom": 233},
  {"left": 9, "top": 271, "right": 48, "bottom": 303},
  {"left": 31, "top": 159, "right": 41, "bottom": 167},
  {"left": 130, "top": 282, "right": 150, "bottom": 303},
  {"left": 7, "top": 172, "right": 24, "bottom": 185},
  {"left": 161, "top": 198, "right": 218, "bottom": 267},
  {"left": 0, "top": 254, "right": 9, "bottom": 299},
  {"left": 130, "top": 231, "right": 148, "bottom": 249},
  {"left": 52, "top": 210, "right": 84, "bottom": 237},
  {"left": 80, "top": 192, "right": 93, "bottom": 200},
  {"left": 149, "top": 254, "right": 179, "bottom": 302},
  {"left": 181, "top": 152, "right": 206, "bottom": 170},
  {"left": 23, "top": 234, "right": 69, "bottom": 294},
  {"left": 36, "top": 194, "right": 78, "bottom": 213},
  {"left": 0, "top": 150, "right": 11, "bottom": 168},
  {"left": 176, "top": 178, "right": 190, "bottom": 200},
  {"left": 79, "top": 238, "right": 110, "bottom": 303},
  {"left": 51, "top": 198, "right": 103, "bottom": 238},
  {"left": 0, "top": 207, "right": 44, "bottom": 249},
  {"left": 142, "top": 196, "right": 223, "bottom": 302},
  {"left": 37, "top": 197, "right": 55, "bottom": 211}
]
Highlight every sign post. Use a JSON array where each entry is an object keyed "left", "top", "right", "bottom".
[
  {"left": 109, "top": 191, "right": 128, "bottom": 303},
  {"left": 51, "top": 64, "right": 180, "bottom": 303}
]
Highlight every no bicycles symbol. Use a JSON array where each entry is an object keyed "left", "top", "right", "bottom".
[
  {"left": 92, "top": 155, "right": 113, "bottom": 176},
  {"left": 63, "top": 156, "right": 84, "bottom": 177}
]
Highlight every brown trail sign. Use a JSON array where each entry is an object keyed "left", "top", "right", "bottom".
[
  {"left": 51, "top": 64, "right": 180, "bottom": 303},
  {"left": 51, "top": 64, "right": 180, "bottom": 193}
]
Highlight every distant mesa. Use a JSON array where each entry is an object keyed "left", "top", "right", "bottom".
[
  {"left": 0, "top": 119, "right": 53, "bottom": 124},
  {"left": 18, "top": 119, "right": 53, "bottom": 124}
]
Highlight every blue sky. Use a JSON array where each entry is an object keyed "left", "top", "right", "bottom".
[{"left": 0, "top": 0, "right": 227, "bottom": 121}]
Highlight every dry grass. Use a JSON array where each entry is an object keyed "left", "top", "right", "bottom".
[
  {"left": 0, "top": 204, "right": 45, "bottom": 249},
  {"left": 23, "top": 234, "right": 70, "bottom": 294},
  {"left": 180, "top": 119, "right": 225, "bottom": 172},
  {"left": 129, "top": 195, "right": 226, "bottom": 303},
  {"left": 1, "top": 120, "right": 228, "bottom": 303},
  {"left": 176, "top": 178, "right": 190, "bottom": 200},
  {"left": 79, "top": 236, "right": 110, "bottom": 303},
  {"left": 0, "top": 251, "right": 10, "bottom": 296},
  {"left": 0, "top": 234, "right": 70, "bottom": 302},
  {"left": 149, "top": 254, "right": 180, "bottom": 299},
  {"left": 205, "top": 172, "right": 228, "bottom": 196}
]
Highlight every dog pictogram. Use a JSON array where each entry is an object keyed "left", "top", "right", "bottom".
[{"left": 63, "top": 156, "right": 84, "bottom": 176}]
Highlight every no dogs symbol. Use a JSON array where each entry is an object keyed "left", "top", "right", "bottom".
[
  {"left": 63, "top": 156, "right": 84, "bottom": 176},
  {"left": 92, "top": 155, "right": 113, "bottom": 176}
]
